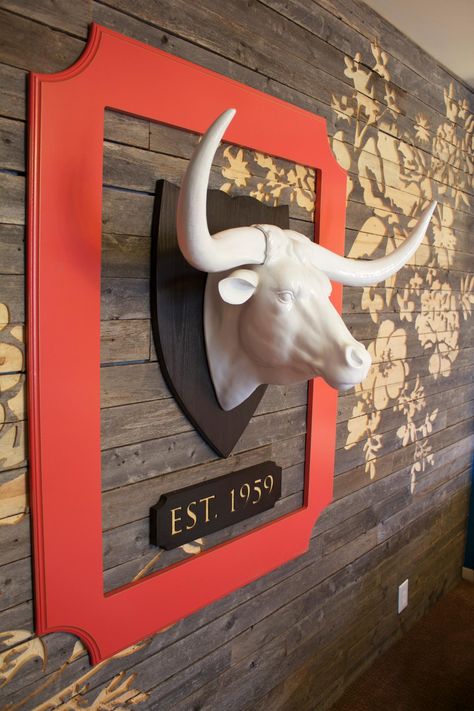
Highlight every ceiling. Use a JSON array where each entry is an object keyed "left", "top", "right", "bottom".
[{"left": 363, "top": 0, "right": 474, "bottom": 88}]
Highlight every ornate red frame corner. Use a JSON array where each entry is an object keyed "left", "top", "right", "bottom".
[{"left": 28, "top": 24, "right": 347, "bottom": 663}]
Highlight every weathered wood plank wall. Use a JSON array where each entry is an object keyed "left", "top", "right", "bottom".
[{"left": 0, "top": 1, "right": 472, "bottom": 708}]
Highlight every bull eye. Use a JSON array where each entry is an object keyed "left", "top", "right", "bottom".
[{"left": 277, "top": 290, "right": 294, "bottom": 304}]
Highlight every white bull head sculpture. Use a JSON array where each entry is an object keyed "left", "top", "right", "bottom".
[{"left": 177, "top": 109, "right": 436, "bottom": 411}]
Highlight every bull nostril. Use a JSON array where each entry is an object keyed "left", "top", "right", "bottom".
[{"left": 345, "top": 344, "right": 369, "bottom": 370}]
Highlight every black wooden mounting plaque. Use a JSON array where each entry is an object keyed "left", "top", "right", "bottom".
[
  {"left": 150, "top": 461, "right": 282, "bottom": 550},
  {"left": 150, "top": 180, "right": 289, "bottom": 457}
]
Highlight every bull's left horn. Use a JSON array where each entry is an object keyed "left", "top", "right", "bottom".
[
  {"left": 177, "top": 109, "right": 266, "bottom": 273},
  {"left": 301, "top": 201, "right": 436, "bottom": 287}
]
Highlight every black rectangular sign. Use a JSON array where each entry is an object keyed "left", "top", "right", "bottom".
[{"left": 150, "top": 461, "right": 282, "bottom": 550}]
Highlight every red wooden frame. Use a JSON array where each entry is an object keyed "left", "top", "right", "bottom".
[{"left": 28, "top": 24, "right": 347, "bottom": 663}]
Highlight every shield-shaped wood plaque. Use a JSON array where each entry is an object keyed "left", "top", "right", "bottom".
[{"left": 150, "top": 180, "right": 289, "bottom": 457}]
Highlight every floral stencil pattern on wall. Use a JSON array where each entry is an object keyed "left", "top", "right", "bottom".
[
  {"left": 332, "top": 43, "right": 473, "bottom": 490},
  {"left": 0, "top": 303, "right": 26, "bottom": 524},
  {"left": 0, "top": 634, "right": 149, "bottom": 709}
]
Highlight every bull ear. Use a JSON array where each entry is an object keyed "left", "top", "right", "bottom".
[{"left": 218, "top": 269, "right": 259, "bottom": 305}]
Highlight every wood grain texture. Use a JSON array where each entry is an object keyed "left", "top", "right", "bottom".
[{"left": 0, "top": 2, "right": 472, "bottom": 709}]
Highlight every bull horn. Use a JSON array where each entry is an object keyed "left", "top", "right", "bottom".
[
  {"left": 177, "top": 109, "right": 266, "bottom": 272},
  {"left": 302, "top": 201, "right": 436, "bottom": 287}
]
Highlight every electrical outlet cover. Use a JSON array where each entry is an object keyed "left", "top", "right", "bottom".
[{"left": 398, "top": 579, "right": 409, "bottom": 613}]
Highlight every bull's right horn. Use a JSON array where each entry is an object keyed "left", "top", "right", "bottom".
[
  {"left": 300, "top": 201, "right": 437, "bottom": 287},
  {"left": 177, "top": 109, "right": 266, "bottom": 273}
]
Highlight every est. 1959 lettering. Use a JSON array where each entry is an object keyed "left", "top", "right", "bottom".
[
  {"left": 230, "top": 474, "right": 275, "bottom": 511},
  {"left": 170, "top": 495, "right": 215, "bottom": 536},
  {"left": 150, "top": 462, "right": 282, "bottom": 550}
]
